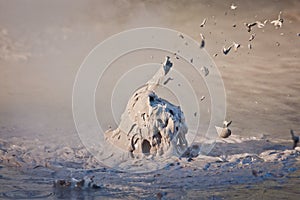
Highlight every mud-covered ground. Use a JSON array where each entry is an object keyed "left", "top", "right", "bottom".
[{"left": 1, "top": 0, "right": 300, "bottom": 199}]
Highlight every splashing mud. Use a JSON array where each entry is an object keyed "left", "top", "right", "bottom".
[{"left": 105, "top": 57, "right": 189, "bottom": 158}]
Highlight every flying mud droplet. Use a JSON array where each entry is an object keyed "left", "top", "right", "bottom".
[
  {"left": 233, "top": 42, "right": 241, "bottom": 52},
  {"left": 230, "top": 3, "right": 237, "bottom": 10},
  {"left": 199, "top": 33, "right": 205, "bottom": 48},
  {"left": 200, "top": 18, "right": 207, "bottom": 27},
  {"left": 223, "top": 120, "right": 232, "bottom": 128},
  {"left": 222, "top": 44, "right": 233, "bottom": 55},
  {"left": 216, "top": 120, "right": 232, "bottom": 138},
  {"left": 244, "top": 21, "right": 265, "bottom": 32},
  {"left": 271, "top": 11, "right": 283, "bottom": 28},
  {"left": 163, "top": 77, "right": 174, "bottom": 85},
  {"left": 216, "top": 126, "right": 231, "bottom": 138},
  {"left": 178, "top": 33, "right": 184, "bottom": 39},
  {"left": 163, "top": 56, "right": 172, "bottom": 75},
  {"left": 256, "top": 21, "right": 265, "bottom": 29},
  {"left": 249, "top": 33, "right": 256, "bottom": 41},
  {"left": 244, "top": 22, "right": 257, "bottom": 32},
  {"left": 201, "top": 66, "right": 209, "bottom": 76},
  {"left": 200, "top": 96, "right": 205, "bottom": 101}
]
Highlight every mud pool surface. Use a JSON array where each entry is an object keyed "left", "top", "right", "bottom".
[{"left": 1, "top": 136, "right": 300, "bottom": 199}]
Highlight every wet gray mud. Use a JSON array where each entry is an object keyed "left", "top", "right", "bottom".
[{"left": 1, "top": 136, "right": 300, "bottom": 199}]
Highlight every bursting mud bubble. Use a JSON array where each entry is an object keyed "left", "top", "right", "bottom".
[
  {"left": 105, "top": 57, "right": 189, "bottom": 158},
  {"left": 72, "top": 27, "right": 227, "bottom": 172}
]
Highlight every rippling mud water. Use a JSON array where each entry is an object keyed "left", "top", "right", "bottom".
[{"left": 1, "top": 135, "right": 300, "bottom": 199}]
